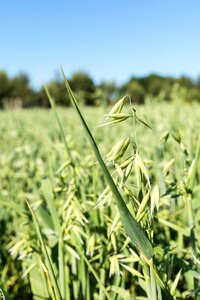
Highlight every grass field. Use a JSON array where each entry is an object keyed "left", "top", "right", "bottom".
[{"left": 0, "top": 96, "right": 200, "bottom": 299}]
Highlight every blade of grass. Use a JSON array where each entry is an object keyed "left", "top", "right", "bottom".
[
  {"left": 44, "top": 85, "right": 74, "bottom": 165},
  {"left": 61, "top": 70, "right": 153, "bottom": 260},
  {"left": 77, "top": 247, "right": 112, "bottom": 300},
  {"left": 187, "top": 136, "right": 200, "bottom": 191},
  {"left": 62, "top": 71, "right": 174, "bottom": 299},
  {"left": 150, "top": 266, "right": 157, "bottom": 300},
  {"left": 25, "top": 200, "right": 62, "bottom": 300},
  {"left": 185, "top": 137, "right": 200, "bottom": 298}
]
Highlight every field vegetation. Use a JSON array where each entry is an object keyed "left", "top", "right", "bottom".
[
  {"left": 1, "top": 69, "right": 200, "bottom": 108},
  {"left": 0, "top": 82, "right": 200, "bottom": 299}
]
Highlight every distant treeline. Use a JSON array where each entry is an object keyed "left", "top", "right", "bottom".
[{"left": 1, "top": 70, "right": 200, "bottom": 108}]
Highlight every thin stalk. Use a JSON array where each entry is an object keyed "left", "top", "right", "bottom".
[
  {"left": 45, "top": 85, "right": 74, "bottom": 165},
  {"left": 143, "top": 261, "right": 151, "bottom": 300},
  {"left": 77, "top": 248, "right": 112, "bottom": 300},
  {"left": 185, "top": 195, "right": 199, "bottom": 297},
  {"left": 71, "top": 256, "right": 79, "bottom": 299},
  {"left": 86, "top": 271, "right": 91, "bottom": 300},
  {"left": 150, "top": 263, "right": 157, "bottom": 300},
  {"left": 65, "top": 265, "right": 70, "bottom": 300},
  {"left": 147, "top": 260, "right": 174, "bottom": 300},
  {"left": 26, "top": 200, "right": 62, "bottom": 300},
  {"left": 80, "top": 258, "right": 86, "bottom": 299},
  {"left": 185, "top": 137, "right": 200, "bottom": 297},
  {"left": 99, "top": 268, "right": 106, "bottom": 300},
  {"left": 58, "top": 239, "right": 66, "bottom": 299},
  {"left": 111, "top": 275, "right": 121, "bottom": 300},
  {"left": 45, "top": 265, "right": 57, "bottom": 300}
]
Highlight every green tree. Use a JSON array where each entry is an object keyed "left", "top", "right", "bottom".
[
  {"left": 10, "top": 73, "right": 35, "bottom": 107},
  {"left": 70, "top": 72, "right": 96, "bottom": 105},
  {"left": 0, "top": 71, "right": 12, "bottom": 108},
  {"left": 120, "top": 77, "right": 145, "bottom": 104},
  {"left": 37, "top": 80, "right": 70, "bottom": 107},
  {"left": 98, "top": 81, "right": 118, "bottom": 105},
  {"left": 178, "top": 75, "right": 194, "bottom": 88},
  {"left": 139, "top": 74, "right": 164, "bottom": 96}
]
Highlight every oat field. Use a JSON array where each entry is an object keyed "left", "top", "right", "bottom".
[{"left": 0, "top": 87, "right": 200, "bottom": 299}]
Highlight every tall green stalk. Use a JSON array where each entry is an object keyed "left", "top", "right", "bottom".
[
  {"left": 62, "top": 70, "right": 153, "bottom": 260},
  {"left": 62, "top": 70, "right": 174, "bottom": 299}
]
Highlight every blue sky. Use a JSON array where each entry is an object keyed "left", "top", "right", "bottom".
[{"left": 1, "top": 0, "right": 200, "bottom": 88}]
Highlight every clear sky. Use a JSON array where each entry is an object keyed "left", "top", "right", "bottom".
[{"left": 1, "top": 0, "right": 200, "bottom": 88}]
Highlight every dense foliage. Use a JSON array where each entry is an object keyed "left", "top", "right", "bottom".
[
  {"left": 0, "top": 90, "right": 200, "bottom": 299},
  {"left": 1, "top": 70, "right": 200, "bottom": 108}
]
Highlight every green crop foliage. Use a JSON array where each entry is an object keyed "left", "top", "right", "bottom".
[{"left": 0, "top": 80, "right": 200, "bottom": 299}]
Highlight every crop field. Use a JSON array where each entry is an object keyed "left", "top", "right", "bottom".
[{"left": 0, "top": 88, "right": 200, "bottom": 299}]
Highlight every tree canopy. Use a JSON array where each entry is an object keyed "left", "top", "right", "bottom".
[{"left": 0, "top": 70, "right": 200, "bottom": 108}]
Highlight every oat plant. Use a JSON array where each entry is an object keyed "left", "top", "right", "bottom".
[{"left": 62, "top": 71, "right": 174, "bottom": 300}]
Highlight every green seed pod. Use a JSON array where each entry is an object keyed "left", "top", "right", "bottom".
[
  {"left": 106, "top": 138, "right": 130, "bottom": 163},
  {"left": 107, "top": 95, "right": 127, "bottom": 116},
  {"left": 171, "top": 128, "right": 181, "bottom": 143}
]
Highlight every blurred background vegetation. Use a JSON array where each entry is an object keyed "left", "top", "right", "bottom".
[{"left": 1, "top": 70, "right": 200, "bottom": 108}]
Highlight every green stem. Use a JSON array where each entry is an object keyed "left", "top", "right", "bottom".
[
  {"left": 45, "top": 85, "right": 74, "bottom": 166},
  {"left": 26, "top": 200, "right": 62, "bottom": 300}
]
